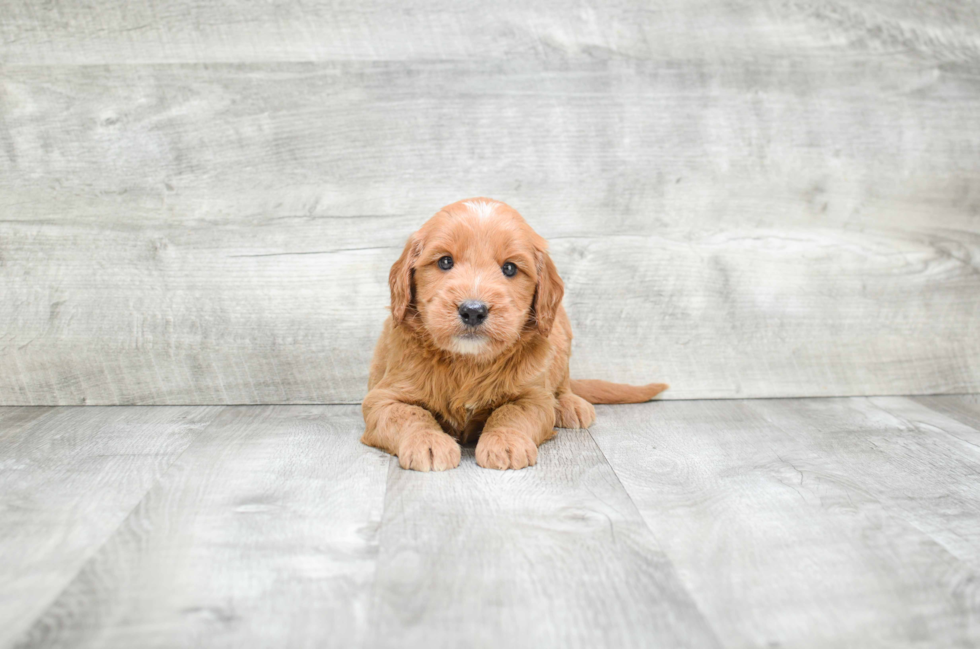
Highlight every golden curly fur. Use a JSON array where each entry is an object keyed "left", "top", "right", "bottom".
[{"left": 361, "top": 198, "right": 667, "bottom": 471}]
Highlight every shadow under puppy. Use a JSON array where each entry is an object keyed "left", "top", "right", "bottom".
[{"left": 362, "top": 198, "right": 667, "bottom": 471}]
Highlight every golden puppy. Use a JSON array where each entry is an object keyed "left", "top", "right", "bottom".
[{"left": 361, "top": 198, "right": 667, "bottom": 471}]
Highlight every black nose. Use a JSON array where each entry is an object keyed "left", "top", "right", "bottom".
[{"left": 458, "top": 300, "right": 489, "bottom": 327}]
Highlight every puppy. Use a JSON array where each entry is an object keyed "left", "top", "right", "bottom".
[{"left": 361, "top": 198, "right": 667, "bottom": 471}]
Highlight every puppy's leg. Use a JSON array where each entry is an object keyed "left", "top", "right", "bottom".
[
  {"left": 555, "top": 391, "right": 596, "bottom": 429},
  {"left": 362, "top": 389, "right": 460, "bottom": 472},
  {"left": 476, "top": 393, "right": 555, "bottom": 470}
]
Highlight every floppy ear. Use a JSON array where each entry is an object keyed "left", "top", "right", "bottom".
[
  {"left": 533, "top": 249, "right": 564, "bottom": 337},
  {"left": 389, "top": 233, "right": 422, "bottom": 324}
]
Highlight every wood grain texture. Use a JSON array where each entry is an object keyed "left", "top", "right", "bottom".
[
  {"left": 10, "top": 405, "right": 390, "bottom": 649},
  {"left": 0, "top": 406, "right": 52, "bottom": 438},
  {"left": 2, "top": 0, "right": 979, "bottom": 65},
  {"left": 0, "top": 405, "right": 221, "bottom": 648},
  {"left": 588, "top": 399, "right": 980, "bottom": 648},
  {"left": 2, "top": 53, "right": 980, "bottom": 404},
  {"left": 6, "top": 401, "right": 980, "bottom": 647},
  {"left": 368, "top": 429, "right": 720, "bottom": 649},
  {"left": 2, "top": 1, "right": 980, "bottom": 404},
  {"left": 913, "top": 394, "right": 980, "bottom": 431},
  {"left": 767, "top": 396, "right": 980, "bottom": 571}
]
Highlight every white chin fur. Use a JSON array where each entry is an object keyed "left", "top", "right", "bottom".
[{"left": 451, "top": 335, "right": 490, "bottom": 356}]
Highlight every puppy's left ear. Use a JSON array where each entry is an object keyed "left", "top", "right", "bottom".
[{"left": 533, "top": 248, "right": 564, "bottom": 337}]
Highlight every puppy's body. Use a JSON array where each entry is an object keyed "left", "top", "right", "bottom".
[{"left": 362, "top": 198, "right": 666, "bottom": 471}]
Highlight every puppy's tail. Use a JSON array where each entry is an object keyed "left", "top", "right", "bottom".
[{"left": 570, "top": 379, "right": 669, "bottom": 405}]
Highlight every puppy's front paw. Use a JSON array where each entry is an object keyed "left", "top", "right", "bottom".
[
  {"left": 555, "top": 393, "right": 596, "bottom": 429},
  {"left": 476, "top": 429, "right": 538, "bottom": 470},
  {"left": 398, "top": 430, "right": 461, "bottom": 472}
]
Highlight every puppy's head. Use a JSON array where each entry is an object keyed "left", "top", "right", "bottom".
[{"left": 389, "top": 198, "right": 563, "bottom": 358}]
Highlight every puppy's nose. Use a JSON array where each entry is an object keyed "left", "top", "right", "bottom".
[{"left": 458, "top": 300, "right": 489, "bottom": 327}]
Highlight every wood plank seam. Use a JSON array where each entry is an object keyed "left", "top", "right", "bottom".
[{"left": 6, "top": 406, "right": 230, "bottom": 648}]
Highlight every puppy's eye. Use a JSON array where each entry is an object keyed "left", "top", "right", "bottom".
[
  {"left": 501, "top": 261, "right": 517, "bottom": 277},
  {"left": 438, "top": 256, "right": 454, "bottom": 271}
]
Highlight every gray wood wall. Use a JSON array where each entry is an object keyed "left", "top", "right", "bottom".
[{"left": 1, "top": 1, "right": 979, "bottom": 405}]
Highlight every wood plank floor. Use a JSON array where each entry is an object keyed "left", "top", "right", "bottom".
[{"left": 2, "top": 397, "right": 979, "bottom": 648}]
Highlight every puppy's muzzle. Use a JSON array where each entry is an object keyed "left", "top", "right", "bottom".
[{"left": 458, "top": 300, "right": 489, "bottom": 328}]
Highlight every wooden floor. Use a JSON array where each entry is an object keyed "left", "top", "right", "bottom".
[{"left": 2, "top": 396, "right": 979, "bottom": 648}]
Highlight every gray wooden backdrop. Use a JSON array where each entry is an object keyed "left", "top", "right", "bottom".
[{"left": 1, "top": 1, "right": 979, "bottom": 405}]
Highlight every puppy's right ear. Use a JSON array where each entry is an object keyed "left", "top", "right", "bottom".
[{"left": 389, "top": 233, "right": 422, "bottom": 324}]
